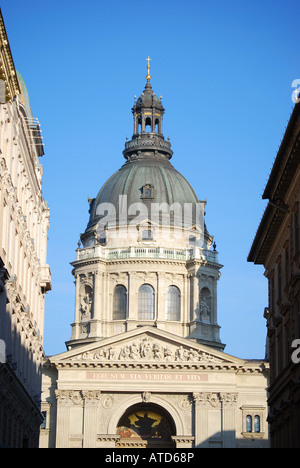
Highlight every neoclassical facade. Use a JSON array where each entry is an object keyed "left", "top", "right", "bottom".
[
  {"left": 0, "top": 11, "right": 51, "bottom": 448},
  {"left": 40, "top": 62, "right": 269, "bottom": 449},
  {"left": 248, "top": 97, "right": 300, "bottom": 447}
]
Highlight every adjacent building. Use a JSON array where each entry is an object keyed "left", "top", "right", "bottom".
[
  {"left": 40, "top": 63, "right": 269, "bottom": 449},
  {"left": 248, "top": 98, "right": 300, "bottom": 448},
  {"left": 0, "top": 10, "right": 51, "bottom": 448}
]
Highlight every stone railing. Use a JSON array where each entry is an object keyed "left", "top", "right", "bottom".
[
  {"left": 123, "top": 134, "right": 173, "bottom": 159},
  {"left": 75, "top": 245, "right": 219, "bottom": 264}
]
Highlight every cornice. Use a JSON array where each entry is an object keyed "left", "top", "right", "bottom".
[
  {"left": 48, "top": 358, "right": 268, "bottom": 374},
  {"left": 71, "top": 256, "right": 222, "bottom": 270},
  {"left": 53, "top": 360, "right": 242, "bottom": 372},
  {"left": 0, "top": 11, "right": 20, "bottom": 102}
]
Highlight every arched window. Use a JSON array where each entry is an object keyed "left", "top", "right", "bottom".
[
  {"left": 246, "top": 415, "right": 252, "bottom": 433},
  {"left": 138, "top": 117, "right": 142, "bottom": 134},
  {"left": 113, "top": 285, "right": 127, "bottom": 320},
  {"left": 166, "top": 286, "right": 181, "bottom": 321},
  {"left": 145, "top": 117, "right": 152, "bottom": 132},
  {"left": 254, "top": 415, "right": 261, "bottom": 433},
  {"left": 138, "top": 284, "right": 155, "bottom": 320}
]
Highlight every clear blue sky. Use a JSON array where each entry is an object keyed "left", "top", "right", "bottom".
[{"left": 1, "top": 0, "right": 299, "bottom": 358}]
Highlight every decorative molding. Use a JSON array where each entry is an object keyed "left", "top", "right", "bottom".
[{"left": 0, "top": 12, "right": 21, "bottom": 101}]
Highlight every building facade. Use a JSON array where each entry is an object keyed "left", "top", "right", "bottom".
[
  {"left": 248, "top": 98, "right": 300, "bottom": 448},
  {"left": 40, "top": 63, "right": 269, "bottom": 449},
  {"left": 0, "top": 10, "right": 51, "bottom": 448}
]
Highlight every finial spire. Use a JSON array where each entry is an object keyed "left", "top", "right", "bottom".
[{"left": 146, "top": 56, "right": 151, "bottom": 81}]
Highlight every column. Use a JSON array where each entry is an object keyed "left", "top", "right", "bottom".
[
  {"left": 192, "top": 275, "right": 199, "bottom": 322},
  {"left": 157, "top": 272, "right": 165, "bottom": 323},
  {"left": 73, "top": 274, "right": 81, "bottom": 340},
  {"left": 127, "top": 272, "right": 138, "bottom": 328},
  {"left": 220, "top": 393, "right": 238, "bottom": 448},
  {"left": 93, "top": 271, "right": 102, "bottom": 320}
]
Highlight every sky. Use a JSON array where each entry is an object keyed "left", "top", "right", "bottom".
[{"left": 1, "top": 0, "right": 299, "bottom": 359}]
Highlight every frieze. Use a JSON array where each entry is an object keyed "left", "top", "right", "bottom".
[{"left": 71, "top": 336, "right": 224, "bottom": 364}]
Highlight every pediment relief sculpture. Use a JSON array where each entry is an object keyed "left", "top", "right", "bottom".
[{"left": 70, "top": 335, "right": 225, "bottom": 364}]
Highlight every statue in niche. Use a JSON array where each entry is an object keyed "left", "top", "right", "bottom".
[
  {"left": 200, "top": 288, "right": 211, "bottom": 323},
  {"left": 80, "top": 285, "right": 93, "bottom": 321}
]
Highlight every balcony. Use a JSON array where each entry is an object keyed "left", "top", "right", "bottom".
[{"left": 75, "top": 245, "right": 219, "bottom": 264}]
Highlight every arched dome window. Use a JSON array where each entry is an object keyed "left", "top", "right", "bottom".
[
  {"left": 138, "top": 284, "right": 155, "bottom": 320},
  {"left": 166, "top": 286, "right": 181, "bottom": 321},
  {"left": 113, "top": 285, "right": 127, "bottom": 320}
]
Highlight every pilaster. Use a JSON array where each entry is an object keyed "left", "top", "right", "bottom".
[
  {"left": 193, "top": 392, "right": 221, "bottom": 448},
  {"left": 220, "top": 392, "right": 238, "bottom": 448},
  {"left": 82, "top": 390, "right": 101, "bottom": 448},
  {"left": 55, "top": 390, "right": 83, "bottom": 448}
]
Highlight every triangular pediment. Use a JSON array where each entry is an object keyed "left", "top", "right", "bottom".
[{"left": 49, "top": 327, "right": 245, "bottom": 368}]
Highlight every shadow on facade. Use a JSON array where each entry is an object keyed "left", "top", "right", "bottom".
[{"left": 0, "top": 280, "right": 43, "bottom": 448}]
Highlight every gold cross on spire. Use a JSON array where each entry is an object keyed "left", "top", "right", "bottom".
[{"left": 146, "top": 56, "right": 151, "bottom": 81}]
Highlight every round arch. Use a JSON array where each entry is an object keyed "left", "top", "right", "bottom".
[
  {"left": 116, "top": 402, "right": 175, "bottom": 446},
  {"left": 107, "top": 394, "right": 184, "bottom": 437}
]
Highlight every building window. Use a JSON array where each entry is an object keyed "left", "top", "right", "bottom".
[
  {"left": 246, "top": 414, "right": 262, "bottom": 433},
  {"left": 254, "top": 415, "right": 261, "bottom": 433},
  {"left": 242, "top": 409, "right": 263, "bottom": 436},
  {"left": 142, "top": 229, "right": 153, "bottom": 241},
  {"left": 138, "top": 284, "right": 155, "bottom": 320},
  {"left": 113, "top": 285, "right": 127, "bottom": 320},
  {"left": 41, "top": 411, "right": 47, "bottom": 430},
  {"left": 246, "top": 415, "right": 252, "bottom": 433},
  {"left": 145, "top": 116, "right": 152, "bottom": 132},
  {"left": 142, "top": 184, "right": 154, "bottom": 199},
  {"left": 166, "top": 285, "right": 181, "bottom": 321}
]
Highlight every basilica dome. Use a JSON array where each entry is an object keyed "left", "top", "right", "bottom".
[
  {"left": 86, "top": 156, "right": 201, "bottom": 231},
  {"left": 83, "top": 68, "right": 206, "bottom": 241}
]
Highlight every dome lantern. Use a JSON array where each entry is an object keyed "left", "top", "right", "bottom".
[{"left": 123, "top": 58, "right": 173, "bottom": 161}]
